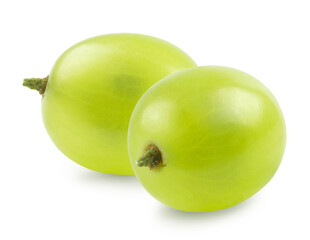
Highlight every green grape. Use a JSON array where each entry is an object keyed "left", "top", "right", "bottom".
[
  {"left": 23, "top": 33, "right": 196, "bottom": 175},
  {"left": 128, "top": 66, "right": 286, "bottom": 211}
]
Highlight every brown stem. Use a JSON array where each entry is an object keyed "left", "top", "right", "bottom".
[
  {"left": 137, "top": 144, "right": 164, "bottom": 170},
  {"left": 23, "top": 76, "right": 49, "bottom": 95}
]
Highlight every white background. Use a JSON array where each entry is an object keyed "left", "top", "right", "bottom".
[{"left": 0, "top": 0, "right": 309, "bottom": 239}]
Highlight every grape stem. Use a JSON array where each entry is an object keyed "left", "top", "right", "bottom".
[
  {"left": 23, "top": 76, "right": 49, "bottom": 95},
  {"left": 137, "top": 144, "right": 164, "bottom": 170}
]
